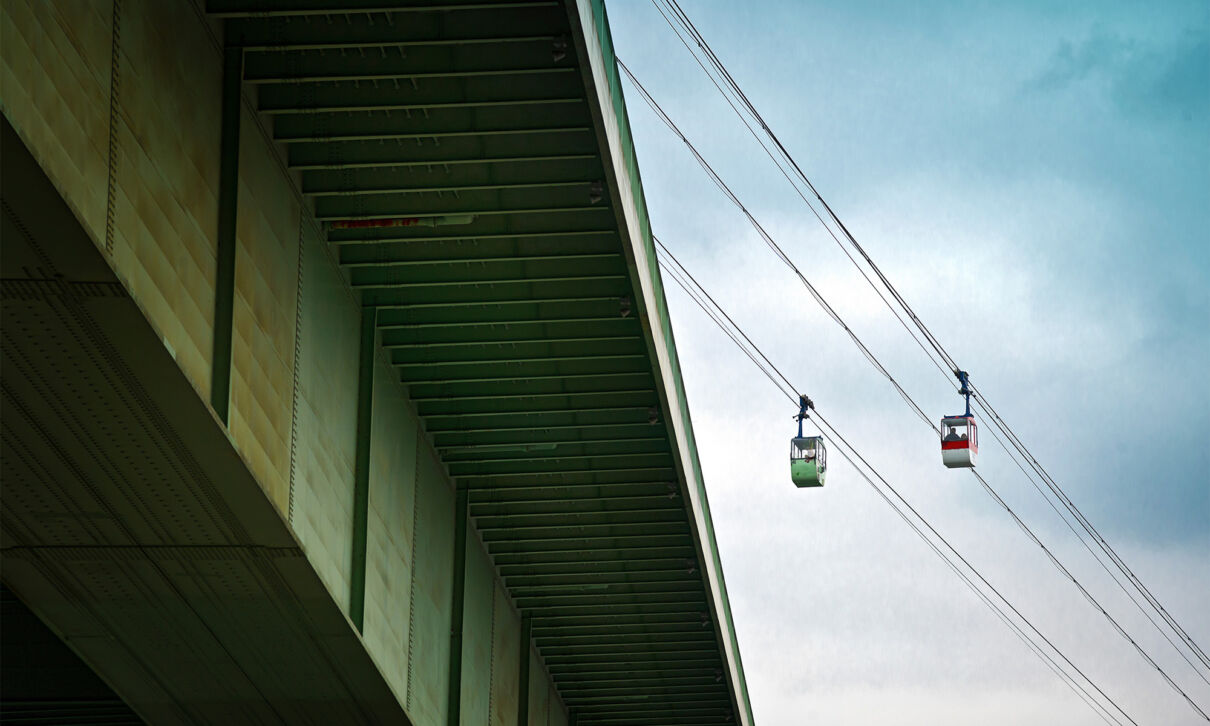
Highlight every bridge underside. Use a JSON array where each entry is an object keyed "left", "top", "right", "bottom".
[
  {"left": 1, "top": 0, "right": 751, "bottom": 723},
  {"left": 207, "top": 2, "right": 744, "bottom": 721},
  {"left": 0, "top": 121, "right": 408, "bottom": 723}
]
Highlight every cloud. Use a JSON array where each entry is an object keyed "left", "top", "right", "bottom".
[
  {"left": 610, "top": 0, "right": 1210, "bottom": 722},
  {"left": 1027, "top": 28, "right": 1210, "bottom": 124}
]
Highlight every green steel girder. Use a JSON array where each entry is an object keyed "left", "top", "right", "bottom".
[
  {"left": 250, "top": 65, "right": 578, "bottom": 85},
  {"left": 510, "top": 580, "right": 704, "bottom": 599},
  {"left": 552, "top": 671, "right": 719, "bottom": 687},
  {"left": 394, "top": 339, "right": 643, "bottom": 366},
  {"left": 421, "top": 408, "right": 658, "bottom": 432},
  {"left": 212, "top": 1, "right": 559, "bottom": 17},
  {"left": 389, "top": 331, "right": 638, "bottom": 353},
  {"left": 456, "top": 466, "right": 677, "bottom": 488},
  {"left": 359, "top": 276, "right": 629, "bottom": 307},
  {"left": 448, "top": 450, "right": 672, "bottom": 476},
  {"left": 273, "top": 105, "right": 592, "bottom": 143},
  {"left": 561, "top": 687, "right": 727, "bottom": 703},
  {"left": 445, "top": 439, "right": 670, "bottom": 464},
  {"left": 567, "top": 699, "right": 733, "bottom": 715},
  {"left": 498, "top": 556, "right": 693, "bottom": 579},
  {"left": 417, "top": 399, "right": 652, "bottom": 421},
  {"left": 490, "top": 546, "right": 698, "bottom": 568},
  {"left": 546, "top": 659, "right": 720, "bottom": 674},
  {"left": 575, "top": 714, "right": 734, "bottom": 726},
  {"left": 445, "top": 434, "right": 666, "bottom": 457},
  {"left": 560, "top": 680, "right": 724, "bottom": 694},
  {"left": 399, "top": 348, "right": 643, "bottom": 367},
  {"left": 396, "top": 353, "right": 648, "bottom": 378},
  {"left": 451, "top": 456, "right": 672, "bottom": 479},
  {"left": 388, "top": 332, "right": 638, "bottom": 353},
  {"left": 341, "top": 233, "right": 619, "bottom": 262},
  {"left": 224, "top": 6, "right": 567, "bottom": 44},
  {"left": 210, "top": 1, "right": 748, "bottom": 718},
  {"left": 531, "top": 621, "right": 711, "bottom": 639},
  {"left": 469, "top": 483, "right": 676, "bottom": 507},
  {"left": 504, "top": 569, "right": 699, "bottom": 590},
  {"left": 327, "top": 208, "right": 614, "bottom": 240},
  {"left": 258, "top": 73, "right": 584, "bottom": 113},
  {"left": 413, "top": 386, "right": 657, "bottom": 412},
  {"left": 542, "top": 645, "right": 720, "bottom": 663},
  {"left": 316, "top": 187, "right": 606, "bottom": 220},
  {"left": 473, "top": 507, "right": 684, "bottom": 531},
  {"left": 476, "top": 520, "right": 690, "bottom": 542},
  {"left": 372, "top": 296, "right": 624, "bottom": 326},
  {"left": 246, "top": 33, "right": 561, "bottom": 53},
  {"left": 312, "top": 155, "right": 590, "bottom": 180},
  {"left": 347, "top": 250, "right": 619, "bottom": 273},
  {"left": 539, "top": 640, "right": 719, "bottom": 659},
  {"left": 568, "top": 693, "right": 730, "bottom": 705},
  {"left": 469, "top": 494, "right": 680, "bottom": 516},
  {"left": 486, "top": 534, "right": 694, "bottom": 556},
  {"left": 530, "top": 610, "right": 708, "bottom": 628},
  {"left": 290, "top": 130, "right": 596, "bottom": 169},
  {"left": 245, "top": 40, "right": 575, "bottom": 82},
  {"left": 307, "top": 157, "right": 606, "bottom": 197},
  {"left": 414, "top": 379, "right": 655, "bottom": 403},
  {"left": 503, "top": 564, "right": 697, "bottom": 583},
  {"left": 350, "top": 258, "right": 621, "bottom": 289},
  {"left": 435, "top": 421, "right": 658, "bottom": 447},
  {"left": 416, "top": 396, "right": 663, "bottom": 418},
  {"left": 560, "top": 685, "right": 724, "bottom": 702},
  {"left": 576, "top": 712, "right": 733, "bottom": 726}
]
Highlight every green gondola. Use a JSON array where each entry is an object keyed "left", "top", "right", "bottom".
[
  {"left": 791, "top": 395, "right": 827, "bottom": 488},
  {"left": 791, "top": 436, "right": 826, "bottom": 487}
]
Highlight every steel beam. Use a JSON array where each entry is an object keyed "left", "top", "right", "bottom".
[
  {"left": 210, "top": 44, "right": 242, "bottom": 423},
  {"left": 517, "top": 614, "right": 532, "bottom": 726},
  {"left": 208, "top": 1, "right": 558, "bottom": 18},
  {"left": 447, "top": 488, "right": 469, "bottom": 726},
  {"left": 349, "top": 305, "right": 376, "bottom": 631},
  {"left": 282, "top": 127, "right": 591, "bottom": 145},
  {"left": 335, "top": 230, "right": 615, "bottom": 247},
  {"left": 348, "top": 254, "right": 617, "bottom": 271},
  {"left": 246, "top": 66, "right": 576, "bottom": 84},
  {"left": 262, "top": 96, "right": 585, "bottom": 115},
  {"left": 244, "top": 34, "right": 557, "bottom": 53}
]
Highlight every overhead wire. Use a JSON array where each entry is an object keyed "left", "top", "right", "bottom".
[
  {"left": 652, "top": 239, "right": 1130, "bottom": 726},
  {"left": 648, "top": 0, "right": 1210, "bottom": 683},
  {"left": 619, "top": 48, "right": 1209, "bottom": 719}
]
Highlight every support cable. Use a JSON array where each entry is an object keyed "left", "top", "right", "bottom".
[
  {"left": 627, "top": 60, "right": 1208, "bottom": 713},
  {"left": 652, "top": 242, "right": 1130, "bottom": 726},
  {"left": 648, "top": 0, "right": 1210, "bottom": 680}
]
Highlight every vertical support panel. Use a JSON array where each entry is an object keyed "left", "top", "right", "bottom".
[
  {"left": 447, "top": 488, "right": 469, "bottom": 726},
  {"left": 517, "top": 615, "right": 532, "bottom": 726},
  {"left": 210, "top": 40, "right": 241, "bottom": 422},
  {"left": 349, "top": 305, "right": 376, "bottom": 631}
]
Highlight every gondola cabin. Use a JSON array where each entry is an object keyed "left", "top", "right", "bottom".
[
  {"left": 940, "top": 415, "right": 978, "bottom": 468},
  {"left": 791, "top": 436, "right": 826, "bottom": 487}
]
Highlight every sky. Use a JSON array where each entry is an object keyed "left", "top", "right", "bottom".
[{"left": 606, "top": 1, "right": 1210, "bottom": 724}]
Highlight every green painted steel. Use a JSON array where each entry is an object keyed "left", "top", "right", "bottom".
[
  {"left": 575, "top": 1, "right": 756, "bottom": 721},
  {"left": 204, "top": 0, "right": 752, "bottom": 722},
  {"left": 447, "top": 488, "right": 469, "bottom": 726},
  {"left": 210, "top": 44, "right": 242, "bottom": 423},
  {"left": 517, "top": 615, "right": 532, "bottom": 725},
  {"left": 350, "top": 306, "right": 377, "bottom": 631}
]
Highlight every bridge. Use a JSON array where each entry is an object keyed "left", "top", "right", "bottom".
[{"left": 0, "top": 1, "right": 753, "bottom": 724}]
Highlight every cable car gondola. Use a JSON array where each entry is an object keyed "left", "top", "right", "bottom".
[
  {"left": 791, "top": 395, "right": 827, "bottom": 487},
  {"left": 941, "top": 370, "right": 978, "bottom": 468}
]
